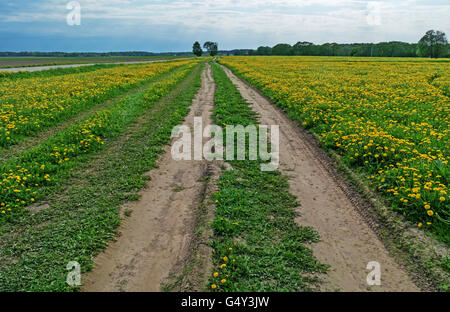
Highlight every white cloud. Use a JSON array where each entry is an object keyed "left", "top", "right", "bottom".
[{"left": 0, "top": 0, "right": 449, "bottom": 48}]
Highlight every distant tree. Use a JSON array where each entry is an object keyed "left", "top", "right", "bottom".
[
  {"left": 233, "top": 49, "right": 252, "bottom": 56},
  {"left": 271, "top": 43, "right": 293, "bottom": 55},
  {"left": 192, "top": 41, "right": 203, "bottom": 57},
  {"left": 256, "top": 46, "right": 272, "bottom": 55},
  {"left": 418, "top": 30, "right": 448, "bottom": 58},
  {"left": 203, "top": 41, "right": 218, "bottom": 56},
  {"left": 433, "top": 31, "right": 448, "bottom": 57},
  {"left": 293, "top": 42, "right": 313, "bottom": 55}
]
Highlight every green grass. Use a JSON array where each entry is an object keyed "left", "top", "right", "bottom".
[
  {"left": 208, "top": 63, "right": 327, "bottom": 292},
  {"left": 0, "top": 62, "right": 205, "bottom": 291}
]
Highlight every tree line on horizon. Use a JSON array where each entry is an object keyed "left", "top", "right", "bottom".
[
  {"left": 1, "top": 31, "right": 447, "bottom": 59},
  {"left": 0, "top": 51, "right": 194, "bottom": 57},
  {"left": 234, "top": 30, "right": 449, "bottom": 58}
]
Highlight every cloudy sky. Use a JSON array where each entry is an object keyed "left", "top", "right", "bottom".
[{"left": 0, "top": 0, "right": 448, "bottom": 52}]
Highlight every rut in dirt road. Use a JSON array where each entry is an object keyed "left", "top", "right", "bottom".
[
  {"left": 220, "top": 64, "right": 420, "bottom": 292},
  {"left": 83, "top": 64, "right": 216, "bottom": 292}
]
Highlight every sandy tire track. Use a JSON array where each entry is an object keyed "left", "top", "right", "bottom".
[
  {"left": 220, "top": 64, "right": 420, "bottom": 292},
  {"left": 83, "top": 64, "right": 216, "bottom": 292}
]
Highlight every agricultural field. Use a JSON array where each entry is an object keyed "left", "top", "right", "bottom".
[
  {"left": 219, "top": 56, "right": 450, "bottom": 245},
  {"left": 0, "top": 59, "right": 206, "bottom": 290},
  {"left": 0, "top": 55, "right": 191, "bottom": 68},
  {"left": 0, "top": 59, "right": 201, "bottom": 222},
  {"left": 0, "top": 56, "right": 448, "bottom": 293}
]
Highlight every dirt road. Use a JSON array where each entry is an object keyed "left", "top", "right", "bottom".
[
  {"left": 82, "top": 62, "right": 420, "bottom": 292},
  {"left": 83, "top": 64, "right": 216, "bottom": 291},
  {"left": 220, "top": 64, "right": 420, "bottom": 292}
]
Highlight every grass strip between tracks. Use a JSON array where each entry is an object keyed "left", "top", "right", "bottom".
[{"left": 208, "top": 62, "right": 327, "bottom": 292}]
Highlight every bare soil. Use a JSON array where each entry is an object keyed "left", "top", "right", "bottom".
[
  {"left": 220, "top": 64, "right": 420, "bottom": 292},
  {"left": 82, "top": 64, "right": 216, "bottom": 291}
]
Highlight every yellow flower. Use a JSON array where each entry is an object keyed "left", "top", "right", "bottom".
[
  {"left": 439, "top": 197, "right": 445, "bottom": 201},
  {"left": 213, "top": 272, "right": 219, "bottom": 278},
  {"left": 221, "top": 279, "right": 227, "bottom": 283},
  {"left": 424, "top": 204, "right": 430, "bottom": 209},
  {"left": 211, "top": 284, "right": 217, "bottom": 289},
  {"left": 223, "top": 256, "right": 228, "bottom": 262},
  {"left": 418, "top": 223, "right": 422, "bottom": 228},
  {"left": 427, "top": 210, "right": 434, "bottom": 216}
]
